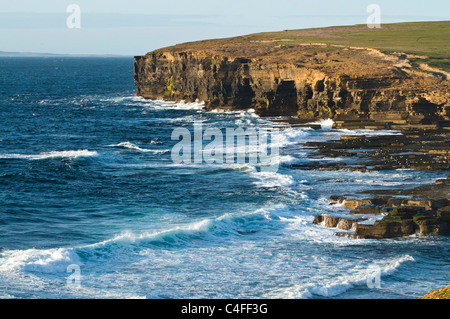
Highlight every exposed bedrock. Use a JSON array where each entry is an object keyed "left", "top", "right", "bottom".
[
  {"left": 134, "top": 47, "right": 450, "bottom": 127},
  {"left": 315, "top": 177, "right": 450, "bottom": 239}
]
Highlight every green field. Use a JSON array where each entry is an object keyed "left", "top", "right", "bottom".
[{"left": 244, "top": 21, "right": 450, "bottom": 72}]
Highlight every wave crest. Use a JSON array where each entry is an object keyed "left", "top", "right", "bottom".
[
  {"left": 269, "top": 255, "right": 415, "bottom": 298},
  {"left": 0, "top": 248, "right": 81, "bottom": 273},
  {"left": 0, "top": 150, "right": 98, "bottom": 160},
  {"left": 107, "top": 142, "right": 169, "bottom": 154}
]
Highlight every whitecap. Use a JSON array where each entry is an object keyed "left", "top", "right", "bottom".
[
  {"left": 135, "top": 97, "right": 205, "bottom": 110},
  {"left": 0, "top": 248, "right": 81, "bottom": 273},
  {"left": 107, "top": 142, "right": 169, "bottom": 154},
  {"left": 271, "top": 127, "right": 312, "bottom": 148},
  {"left": 250, "top": 171, "right": 295, "bottom": 188},
  {"left": 308, "top": 118, "right": 334, "bottom": 129},
  {"left": 268, "top": 255, "right": 415, "bottom": 298},
  {"left": 0, "top": 150, "right": 98, "bottom": 160}
]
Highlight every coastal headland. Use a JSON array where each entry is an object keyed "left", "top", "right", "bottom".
[
  {"left": 134, "top": 21, "right": 450, "bottom": 128},
  {"left": 133, "top": 21, "right": 450, "bottom": 240}
]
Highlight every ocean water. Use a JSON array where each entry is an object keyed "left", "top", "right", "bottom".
[{"left": 0, "top": 57, "right": 448, "bottom": 299}]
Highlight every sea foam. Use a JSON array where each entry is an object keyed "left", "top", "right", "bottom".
[
  {"left": 0, "top": 248, "right": 81, "bottom": 273},
  {"left": 0, "top": 150, "right": 98, "bottom": 160},
  {"left": 269, "top": 255, "right": 415, "bottom": 298},
  {"left": 108, "top": 142, "right": 170, "bottom": 154}
]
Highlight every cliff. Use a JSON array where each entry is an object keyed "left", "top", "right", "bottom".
[{"left": 134, "top": 22, "right": 450, "bottom": 128}]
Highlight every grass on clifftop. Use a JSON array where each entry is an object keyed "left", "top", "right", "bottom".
[{"left": 244, "top": 21, "right": 450, "bottom": 72}]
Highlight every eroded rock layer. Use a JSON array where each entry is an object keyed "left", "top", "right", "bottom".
[{"left": 314, "top": 177, "right": 450, "bottom": 239}]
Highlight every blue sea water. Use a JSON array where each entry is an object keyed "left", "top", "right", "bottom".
[{"left": 0, "top": 57, "right": 448, "bottom": 299}]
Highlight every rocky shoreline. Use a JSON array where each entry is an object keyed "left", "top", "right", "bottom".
[
  {"left": 278, "top": 123, "right": 450, "bottom": 239},
  {"left": 313, "top": 176, "right": 449, "bottom": 239},
  {"left": 283, "top": 126, "right": 449, "bottom": 172},
  {"left": 133, "top": 22, "right": 450, "bottom": 240}
]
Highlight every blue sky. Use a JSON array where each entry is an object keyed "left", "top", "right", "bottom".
[{"left": 1, "top": 0, "right": 449, "bottom": 55}]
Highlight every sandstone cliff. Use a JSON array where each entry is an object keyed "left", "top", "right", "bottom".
[{"left": 134, "top": 26, "right": 450, "bottom": 128}]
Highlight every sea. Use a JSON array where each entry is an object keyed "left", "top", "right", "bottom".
[{"left": 0, "top": 57, "right": 448, "bottom": 299}]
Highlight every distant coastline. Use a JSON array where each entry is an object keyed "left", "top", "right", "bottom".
[{"left": 0, "top": 51, "right": 132, "bottom": 58}]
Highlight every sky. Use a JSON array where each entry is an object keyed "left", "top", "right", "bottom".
[{"left": 0, "top": 0, "right": 449, "bottom": 55}]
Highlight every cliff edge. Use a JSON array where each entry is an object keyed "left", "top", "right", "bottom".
[
  {"left": 420, "top": 285, "right": 450, "bottom": 299},
  {"left": 134, "top": 21, "right": 450, "bottom": 129}
]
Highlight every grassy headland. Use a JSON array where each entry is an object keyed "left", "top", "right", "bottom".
[
  {"left": 171, "top": 21, "right": 450, "bottom": 73},
  {"left": 246, "top": 21, "right": 450, "bottom": 72}
]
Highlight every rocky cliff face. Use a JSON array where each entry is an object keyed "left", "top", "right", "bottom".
[{"left": 134, "top": 38, "right": 450, "bottom": 128}]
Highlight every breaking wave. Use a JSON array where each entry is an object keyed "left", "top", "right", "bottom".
[
  {"left": 269, "top": 255, "right": 415, "bottom": 298},
  {"left": 0, "top": 150, "right": 98, "bottom": 160},
  {"left": 107, "top": 142, "right": 170, "bottom": 154}
]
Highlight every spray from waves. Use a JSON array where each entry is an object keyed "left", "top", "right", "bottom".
[
  {"left": 132, "top": 97, "right": 205, "bottom": 110},
  {"left": 269, "top": 255, "right": 415, "bottom": 299},
  {"left": 85, "top": 219, "right": 214, "bottom": 250},
  {"left": 250, "top": 171, "right": 296, "bottom": 188},
  {"left": 0, "top": 248, "right": 147, "bottom": 299},
  {"left": 0, "top": 150, "right": 98, "bottom": 160},
  {"left": 84, "top": 205, "right": 290, "bottom": 251},
  {"left": 98, "top": 95, "right": 206, "bottom": 110},
  {"left": 0, "top": 224, "right": 214, "bottom": 275},
  {"left": 0, "top": 205, "right": 294, "bottom": 299},
  {"left": 308, "top": 118, "right": 335, "bottom": 129},
  {"left": 207, "top": 108, "right": 257, "bottom": 115},
  {"left": 271, "top": 127, "right": 313, "bottom": 148},
  {"left": 107, "top": 142, "right": 170, "bottom": 154},
  {"left": 306, "top": 118, "right": 403, "bottom": 135},
  {"left": 0, "top": 248, "right": 81, "bottom": 273}
]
